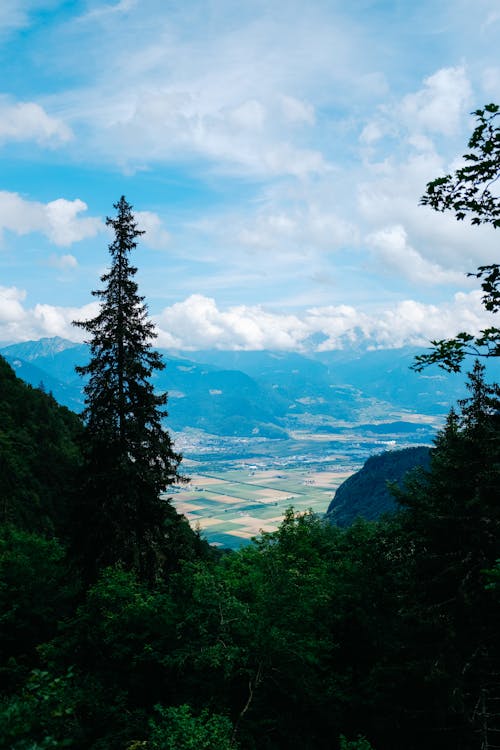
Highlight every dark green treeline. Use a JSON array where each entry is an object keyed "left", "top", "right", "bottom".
[{"left": 1, "top": 354, "right": 500, "bottom": 750}]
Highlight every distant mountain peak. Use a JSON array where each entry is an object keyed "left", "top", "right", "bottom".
[{"left": 0, "top": 337, "right": 80, "bottom": 361}]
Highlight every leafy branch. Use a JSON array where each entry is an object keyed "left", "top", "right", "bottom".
[{"left": 413, "top": 104, "right": 500, "bottom": 372}]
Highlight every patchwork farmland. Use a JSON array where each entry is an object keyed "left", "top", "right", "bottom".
[
  {"left": 171, "top": 463, "right": 354, "bottom": 548},
  {"left": 168, "top": 416, "right": 440, "bottom": 548}
]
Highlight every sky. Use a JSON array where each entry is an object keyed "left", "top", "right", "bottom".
[{"left": 0, "top": 0, "right": 499, "bottom": 351}]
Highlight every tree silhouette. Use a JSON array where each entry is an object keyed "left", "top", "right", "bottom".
[
  {"left": 74, "top": 196, "right": 184, "bottom": 581},
  {"left": 413, "top": 104, "right": 500, "bottom": 372}
]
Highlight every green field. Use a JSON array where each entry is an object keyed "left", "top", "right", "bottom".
[{"left": 171, "top": 463, "right": 355, "bottom": 548}]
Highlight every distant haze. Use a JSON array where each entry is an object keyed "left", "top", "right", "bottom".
[{"left": 4, "top": 337, "right": 500, "bottom": 440}]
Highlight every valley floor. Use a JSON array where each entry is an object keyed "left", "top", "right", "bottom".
[{"left": 170, "top": 420, "right": 438, "bottom": 547}]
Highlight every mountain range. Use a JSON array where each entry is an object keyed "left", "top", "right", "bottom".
[{"left": 2, "top": 337, "right": 497, "bottom": 439}]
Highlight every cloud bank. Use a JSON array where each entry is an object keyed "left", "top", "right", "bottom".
[
  {"left": 1, "top": 288, "right": 493, "bottom": 354},
  {"left": 153, "top": 292, "right": 496, "bottom": 352}
]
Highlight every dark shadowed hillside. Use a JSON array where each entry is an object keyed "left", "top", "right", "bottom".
[
  {"left": 0, "top": 355, "right": 82, "bottom": 536},
  {"left": 326, "top": 446, "right": 430, "bottom": 526}
]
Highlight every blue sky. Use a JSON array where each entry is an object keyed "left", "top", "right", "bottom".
[{"left": 0, "top": 0, "right": 499, "bottom": 350}]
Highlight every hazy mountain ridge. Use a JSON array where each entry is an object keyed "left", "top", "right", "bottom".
[{"left": 2, "top": 337, "right": 495, "bottom": 439}]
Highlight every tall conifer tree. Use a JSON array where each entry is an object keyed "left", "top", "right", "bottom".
[
  {"left": 74, "top": 196, "right": 184, "bottom": 581},
  {"left": 393, "top": 362, "right": 500, "bottom": 746}
]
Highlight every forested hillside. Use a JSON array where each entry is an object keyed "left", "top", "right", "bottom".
[
  {"left": 0, "top": 355, "right": 82, "bottom": 536},
  {"left": 2, "top": 358, "right": 500, "bottom": 750},
  {"left": 326, "top": 446, "right": 430, "bottom": 525}
]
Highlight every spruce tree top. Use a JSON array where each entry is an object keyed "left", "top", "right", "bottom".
[{"left": 75, "top": 196, "right": 169, "bottom": 447}]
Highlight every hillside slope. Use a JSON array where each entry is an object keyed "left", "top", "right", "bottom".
[
  {"left": 0, "top": 355, "right": 82, "bottom": 535},
  {"left": 326, "top": 446, "right": 431, "bottom": 526}
]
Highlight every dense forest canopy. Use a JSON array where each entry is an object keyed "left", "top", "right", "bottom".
[
  {"left": 0, "top": 355, "right": 82, "bottom": 537},
  {"left": 2, "top": 358, "right": 499, "bottom": 749}
]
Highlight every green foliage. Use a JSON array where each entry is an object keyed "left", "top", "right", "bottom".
[
  {"left": 421, "top": 103, "right": 500, "bottom": 227},
  {"left": 3, "top": 304, "right": 500, "bottom": 748},
  {"left": 0, "top": 506, "right": 395, "bottom": 749},
  {"left": 0, "top": 355, "right": 82, "bottom": 535},
  {"left": 339, "top": 736, "right": 375, "bottom": 750},
  {"left": 327, "top": 446, "right": 430, "bottom": 526},
  {"left": 484, "top": 559, "right": 500, "bottom": 594},
  {"left": 0, "top": 668, "right": 82, "bottom": 750},
  {"left": 167, "top": 510, "right": 399, "bottom": 749},
  {"left": 414, "top": 103, "right": 500, "bottom": 372},
  {"left": 390, "top": 362, "right": 500, "bottom": 745},
  {"left": 32, "top": 567, "right": 175, "bottom": 748},
  {"left": 147, "top": 704, "right": 236, "bottom": 750},
  {"left": 45, "top": 566, "right": 176, "bottom": 699},
  {"left": 0, "top": 526, "right": 77, "bottom": 690}
]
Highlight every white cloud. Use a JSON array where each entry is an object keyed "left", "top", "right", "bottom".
[
  {"left": 360, "top": 66, "right": 473, "bottom": 151},
  {"left": 308, "top": 291, "right": 496, "bottom": 351},
  {"left": 359, "top": 120, "right": 386, "bottom": 146},
  {"left": 238, "top": 213, "right": 297, "bottom": 248},
  {"left": 306, "top": 206, "right": 359, "bottom": 249},
  {"left": 367, "top": 225, "right": 466, "bottom": 285},
  {"left": 363, "top": 293, "right": 493, "bottom": 350},
  {"left": 280, "top": 95, "right": 315, "bottom": 125},
  {"left": 0, "top": 98, "right": 72, "bottom": 145},
  {"left": 45, "top": 199, "right": 101, "bottom": 245},
  {"left": 399, "top": 67, "right": 472, "bottom": 136},
  {"left": 135, "top": 210, "right": 170, "bottom": 249},
  {"left": 54, "top": 2, "right": 357, "bottom": 177},
  {"left": 305, "top": 304, "right": 371, "bottom": 348},
  {"left": 3, "top": 5, "right": 500, "bottom": 351},
  {"left": 481, "top": 66, "right": 500, "bottom": 96},
  {"left": 89, "top": 87, "right": 329, "bottom": 177},
  {"left": 236, "top": 205, "right": 358, "bottom": 252},
  {"left": 357, "top": 148, "right": 499, "bottom": 273},
  {"left": 229, "top": 100, "right": 266, "bottom": 131},
  {"left": 47, "top": 253, "right": 78, "bottom": 270},
  {"left": 155, "top": 294, "right": 309, "bottom": 350},
  {"left": 0, "top": 289, "right": 496, "bottom": 353},
  {"left": 256, "top": 143, "right": 328, "bottom": 177},
  {"left": 0, "top": 286, "right": 26, "bottom": 324},
  {"left": 79, "top": 0, "right": 136, "bottom": 22},
  {"left": 0, "top": 192, "right": 102, "bottom": 247},
  {"left": 366, "top": 293, "right": 479, "bottom": 347},
  {"left": 0, "top": 285, "right": 99, "bottom": 342},
  {"left": 0, "top": 0, "right": 54, "bottom": 35},
  {"left": 32, "top": 302, "right": 99, "bottom": 339},
  {"left": 152, "top": 291, "right": 497, "bottom": 352}
]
